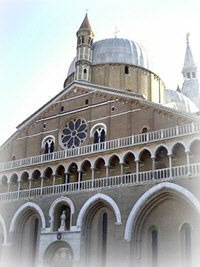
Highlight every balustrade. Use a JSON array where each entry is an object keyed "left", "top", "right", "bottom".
[
  {"left": 0, "top": 163, "right": 199, "bottom": 202},
  {"left": 0, "top": 121, "right": 199, "bottom": 172}
]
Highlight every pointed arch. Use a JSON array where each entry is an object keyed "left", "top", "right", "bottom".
[
  {"left": 0, "top": 214, "right": 7, "bottom": 244},
  {"left": 77, "top": 193, "right": 122, "bottom": 228},
  {"left": 9, "top": 202, "right": 46, "bottom": 232},
  {"left": 49, "top": 197, "right": 75, "bottom": 231},
  {"left": 124, "top": 182, "right": 200, "bottom": 241}
]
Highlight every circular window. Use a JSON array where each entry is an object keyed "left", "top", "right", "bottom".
[{"left": 60, "top": 118, "right": 87, "bottom": 149}]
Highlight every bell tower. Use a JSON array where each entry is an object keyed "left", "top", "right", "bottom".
[
  {"left": 181, "top": 33, "right": 200, "bottom": 108},
  {"left": 75, "top": 13, "right": 94, "bottom": 82}
]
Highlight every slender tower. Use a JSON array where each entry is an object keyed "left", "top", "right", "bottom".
[
  {"left": 75, "top": 13, "right": 94, "bottom": 82},
  {"left": 181, "top": 33, "right": 200, "bottom": 108}
]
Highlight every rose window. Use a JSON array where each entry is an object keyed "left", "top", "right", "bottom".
[{"left": 60, "top": 118, "right": 87, "bottom": 149}]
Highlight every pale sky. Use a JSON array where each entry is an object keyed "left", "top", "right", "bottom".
[{"left": 0, "top": 0, "right": 200, "bottom": 146}]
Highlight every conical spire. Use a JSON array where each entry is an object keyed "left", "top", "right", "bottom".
[
  {"left": 182, "top": 33, "right": 196, "bottom": 74},
  {"left": 79, "top": 13, "right": 92, "bottom": 31}
]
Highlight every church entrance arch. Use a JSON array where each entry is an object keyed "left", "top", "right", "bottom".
[
  {"left": 80, "top": 197, "right": 119, "bottom": 267},
  {"left": 125, "top": 183, "right": 200, "bottom": 267},
  {"left": 43, "top": 241, "right": 73, "bottom": 267},
  {"left": 10, "top": 203, "right": 45, "bottom": 267}
]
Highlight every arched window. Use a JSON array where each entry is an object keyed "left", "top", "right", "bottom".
[
  {"left": 151, "top": 229, "right": 158, "bottom": 267},
  {"left": 102, "top": 212, "right": 107, "bottom": 266},
  {"left": 142, "top": 127, "right": 148, "bottom": 133},
  {"left": 181, "top": 223, "right": 191, "bottom": 267},
  {"left": 91, "top": 125, "right": 106, "bottom": 144},
  {"left": 84, "top": 68, "right": 87, "bottom": 74},
  {"left": 42, "top": 136, "right": 55, "bottom": 154}
]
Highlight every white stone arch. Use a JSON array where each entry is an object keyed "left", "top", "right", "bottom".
[
  {"left": 169, "top": 140, "right": 187, "bottom": 155},
  {"left": 94, "top": 156, "right": 108, "bottom": 167},
  {"left": 55, "top": 164, "right": 67, "bottom": 174},
  {"left": 9, "top": 202, "right": 46, "bottom": 232},
  {"left": 122, "top": 150, "right": 137, "bottom": 163},
  {"left": 80, "top": 158, "right": 93, "bottom": 169},
  {"left": 31, "top": 168, "right": 42, "bottom": 179},
  {"left": 8, "top": 172, "right": 19, "bottom": 183},
  {"left": 108, "top": 153, "right": 122, "bottom": 165},
  {"left": 77, "top": 193, "right": 122, "bottom": 228},
  {"left": 189, "top": 137, "right": 200, "bottom": 151},
  {"left": 19, "top": 170, "right": 30, "bottom": 182},
  {"left": 153, "top": 144, "right": 169, "bottom": 158},
  {"left": 0, "top": 214, "right": 7, "bottom": 244},
  {"left": 42, "top": 166, "right": 55, "bottom": 177},
  {"left": 90, "top": 123, "right": 107, "bottom": 138},
  {"left": 124, "top": 182, "right": 200, "bottom": 241},
  {"left": 66, "top": 161, "right": 81, "bottom": 173},
  {"left": 0, "top": 174, "right": 8, "bottom": 185},
  {"left": 137, "top": 146, "right": 153, "bottom": 160},
  {"left": 49, "top": 197, "right": 75, "bottom": 231},
  {"left": 41, "top": 135, "right": 55, "bottom": 149}
]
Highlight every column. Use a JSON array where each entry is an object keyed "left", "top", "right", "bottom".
[
  {"left": 151, "top": 156, "right": 156, "bottom": 180},
  {"left": 135, "top": 159, "right": 139, "bottom": 183},
  {"left": 7, "top": 182, "right": 11, "bottom": 193},
  {"left": 17, "top": 180, "right": 21, "bottom": 198},
  {"left": 185, "top": 150, "right": 191, "bottom": 175},
  {"left": 78, "top": 169, "right": 82, "bottom": 191},
  {"left": 52, "top": 174, "right": 56, "bottom": 194},
  {"left": 28, "top": 178, "right": 32, "bottom": 197},
  {"left": 120, "top": 162, "right": 124, "bottom": 184},
  {"left": 91, "top": 167, "right": 95, "bottom": 188},
  {"left": 168, "top": 153, "right": 172, "bottom": 178},
  {"left": 40, "top": 176, "right": 44, "bottom": 195},
  {"left": 64, "top": 172, "right": 69, "bottom": 192},
  {"left": 105, "top": 165, "right": 109, "bottom": 177}
]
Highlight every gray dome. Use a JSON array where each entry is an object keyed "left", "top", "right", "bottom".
[
  {"left": 92, "top": 38, "right": 149, "bottom": 68},
  {"left": 67, "top": 38, "right": 149, "bottom": 77},
  {"left": 166, "top": 89, "right": 199, "bottom": 113}
]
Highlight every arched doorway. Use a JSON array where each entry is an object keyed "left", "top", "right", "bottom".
[
  {"left": 44, "top": 241, "right": 73, "bottom": 267},
  {"left": 127, "top": 184, "right": 200, "bottom": 267},
  {"left": 80, "top": 199, "right": 118, "bottom": 267},
  {"left": 10, "top": 204, "right": 44, "bottom": 267}
]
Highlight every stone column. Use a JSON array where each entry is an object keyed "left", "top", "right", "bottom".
[
  {"left": 120, "top": 162, "right": 124, "bottom": 176},
  {"left": 40, "top": 176, "right": 44, "bottom": 195},
  {"left": 151, "top": 156, "right": 156, "bottom": 180},
  {"left": 105, "top": 165, "right": 109, "bottom": 178},
  {"left": 135, "top": 159, "right": 139, "bottom": 183},
  {"left": 7, "top": 182, "right": 11, "bottom": 193},
  {"left": 28, "top": 178, "right": 32, "bottom": 197},
  {"left": 168, "top": 153, "right": 172, "bottom": 178},
  {"left": 185, "top": 150, "right": 191, "bottom": 175},
  {"left": 78, "top": 169, "right": 82, "bottom": 191},
  {"left": 17, "top": 179, "right": 21, "bottom": 198},
  {"left": 91, "top": 167, "right": 95, "bottom": 188}
]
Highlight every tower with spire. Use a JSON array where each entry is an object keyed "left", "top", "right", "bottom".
[
  {"left": 75, "top": 13, "right": 94, "bottom": 82},
  {"left": 181, "top": 33, "right": 200, "bottom": 108}
]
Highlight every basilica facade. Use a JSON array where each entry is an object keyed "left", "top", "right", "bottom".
[{"left": 0, "top": 14, "right": 200, "bottom": 267}]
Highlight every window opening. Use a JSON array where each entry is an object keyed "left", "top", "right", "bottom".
[
  {"left": 125, "top": 65, "right": 129, "bottom": 74},
  {"left": 102, "top": 213, "right": 107, "bottom": 267},
  {"left": 152, "top": 229, "right": 158, "bottom": 267},
  {"left": 85, "top": 99, "right": 89, "bottom": 105},
  {"left": 44, "top": 138, "right": 55, "bottom": 154},
  {"left": 32, "top": 218, "right": 39, "bottom": 266},
  {"left": 111, "top": 106, "right": 115, "bottom": 111},
  {"left": 192, "top": 72, "right": 196, "bottom": 78},
  {"left": 43, "top": 123, "right": 46, "bottom": 129},
  {"left": 84, "top": 68, "right": 87, "bottom": 74},
  {"left": 61, "top": 106, "right": 64, "bottom": 112},
  {"left": 187, "top": 73, "right": 191, "bottom": 79},
  {"left": 100, "top": 129, "right": 105, "bottom": 142}
]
